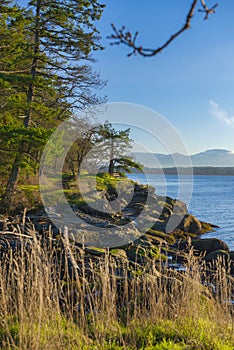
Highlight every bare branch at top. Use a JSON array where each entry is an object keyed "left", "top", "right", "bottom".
[{"left": 108, "top": 0, "right": 218, "bottom": 58}]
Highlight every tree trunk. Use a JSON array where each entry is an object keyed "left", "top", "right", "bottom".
[
  {"left": 1, "top": 1, "right": 41, "bottom": 213},
  {"left": 0, "top": 154, "right": 21, "bottom": 214},
  {"left": 108, "top": 159, "right": 114, "bottom": 176},
  {"left": 108, "top": 138, "right": 114, "bottom": 176}
]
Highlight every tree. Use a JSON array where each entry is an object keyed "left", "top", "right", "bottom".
[
  {"left": 64, "top": 119, "right": 99, "bottom": 180},
  {"left": 0, "top": 0, "right": 105, "bottom": 213},
  {"left": 98, "top": 121, "right": 142, "bottom": 176},
  {"left": 108, "top": 0, "right": 218, "bottom": 57}
]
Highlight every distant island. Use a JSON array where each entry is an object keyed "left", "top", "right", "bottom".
[
  {"left": 131, "top": 166, "right": 234, "bottom": 176},
  {"left": 133, "top": 149, "right": 234, "bottom": 169}
]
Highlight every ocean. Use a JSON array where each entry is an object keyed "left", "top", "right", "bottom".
[{"left": 128, "top": 174, "right": 234, "bottom": 251}]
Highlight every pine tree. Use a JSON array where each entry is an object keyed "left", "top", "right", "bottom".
[
  {"left": 0, "top": 0, "right": 105, "bottom": 213},
  {"left": 98, "top": 121, "right": 142, "bottom": 176}
]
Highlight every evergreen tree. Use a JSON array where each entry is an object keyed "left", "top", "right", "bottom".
[
  {"left": 98, "top": 121, "right": 142, "bottom": 176},
  {"left": 0, "top": 0, "right": 105, "bottom": 212}
]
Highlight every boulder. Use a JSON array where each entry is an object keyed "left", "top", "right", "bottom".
[
  {"left": 200, "top": 221, "right": 216, "bottom": 233},
  {"left": 134, "top": 183, "right": 155, "bottom": 195},
  {"left": 204, "top": 250, "right": 234, "bottom": 275},
  {"left": 126, "top": 239, "right": 160, "bottom": 263},
  {"left": 84, "top": 246, "right": 106, "bottom": 256},
  {"left": 129, "top": 195, "right": 147, "bottom": 204},
  {"left": 80, "top": 201, "right": 113, "bottom": 219},
  {"left": 145, "top": 193, "right": 158, "bottom": 206},
  {"left": 159, "top": 205, "right": 173, "bottom": 220},
  {"left": 110, "top": 249, "right": 128, "bottom": 259},
  {"left": 204, "top": 249, "right": 230, "bottom": 262},
  {"left": 151, "top": 220, "right": 167, "bottom": 232},
  {"left": 172, "top": 200, "right": 187, "bottom": 215},
  {"left": 230, "top": 251, "right": 234, "bottom": 275},
  {"left": 165, "top": 214, "right": 202, "bottom": 234},
  {"left": 191, "top": 238, "right": 230, "bottom": 255},
  {"left": 183, "top": 215, "right": 202, "bottom": 233},
  {"left": 165, "top": 214, "right": 184, "bottom": 233},
  {"left": 145, "top": 228, "right": 175, "bottom": 244}
]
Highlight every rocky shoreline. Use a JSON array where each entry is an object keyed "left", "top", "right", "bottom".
[{"left": 0, "top": 182, "right": 233, "bottom": 277}]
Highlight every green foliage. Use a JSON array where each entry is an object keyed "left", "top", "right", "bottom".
[
  {"left": 0, "top": 307, "right": 233, "bottom": 350},
  {"left": 0, "top": 125, "right": 52, "bottom": 148},
  {"left": 0, "top": 318, "right": 20, "bottom": 348},
  {"left": 98, "top": 121, "right": 143, "bottom": 175},
  {"left": 0, "top": 0, "right": 105, "bottom": 210},
  {"left": 64, "top": 120, "right": 100, "bottom": 178},
  {"left": 0, "top": 124, "right": 53, "bottom": 175},
  {"left": 94, "top": 319, "right": 234, "bottom": 350},
  {"left": 25, "top": 0, "right": 106, "bottom": 110},
  {"left": 115, "top": 156, "right": 143, "bottom": 173}
]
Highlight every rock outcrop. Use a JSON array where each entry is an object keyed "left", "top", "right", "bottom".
[{"left": 0, "top": 181, "right": 233, "bottom": 277}]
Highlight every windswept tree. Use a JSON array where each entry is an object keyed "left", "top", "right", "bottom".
[
  {"left": 98, "top": 121, "right": 142, "bottom": 176},
  {"left": 0, "top": 0, "right": 105, "bottom": 212}
]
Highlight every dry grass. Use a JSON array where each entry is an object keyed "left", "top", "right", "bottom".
[{"left": 0, "top": 228, "right": 233, "bottom": 349}]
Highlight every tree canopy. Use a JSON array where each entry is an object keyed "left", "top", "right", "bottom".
[
  {"left": 98, "top": 121, "right": 142, "bottom": 176},
  {"left": 0, "top": 0, "right": 105, "bottom": 213}
]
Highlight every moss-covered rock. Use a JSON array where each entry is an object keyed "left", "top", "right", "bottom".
[
  {"left": 170, "top": 214, "right": 202, "bottom": 234},
  {"left": 200, "top": 221, "right": 216, "bottom": 233},
  {"left": 182, "top": 214, "right": 202, "bottom": 233},
  {"left": 84, "top": 246, "right": 106, "bottom": 256},
  {"left": 146, "top": 228, "right": 175, "bottom": 244},
  {"left": 126, "top": 240, "right": 161, "bottom": 263},
  {"left": 110, "top": 249, "right": 128, "bottom": 259}
]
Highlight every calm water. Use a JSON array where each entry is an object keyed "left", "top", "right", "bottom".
[{"left": 128, "top": 174, "right": 234, "bottom": 251}]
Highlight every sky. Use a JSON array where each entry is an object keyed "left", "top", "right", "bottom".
[
  {"left": 18, "top": 0, "right": 234, "bottom": 155},
  {"left": 92, "top": 0, "right": 234, "bottom": 154}
]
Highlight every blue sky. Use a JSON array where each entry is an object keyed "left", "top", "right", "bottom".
[
  {"left": 93, "top": 0, "right": 234, "bottom": 154},
  {"left": 18, "top": 0, "right": 234, "bottom": 154}
]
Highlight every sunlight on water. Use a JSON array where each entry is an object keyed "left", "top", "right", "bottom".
[{"left": 128, "top": 174, "right": 234, "bottom": 250}]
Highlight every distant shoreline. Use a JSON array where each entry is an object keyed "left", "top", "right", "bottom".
[{"left": 131, "top": 167, "right": 234, "bottom": 176}]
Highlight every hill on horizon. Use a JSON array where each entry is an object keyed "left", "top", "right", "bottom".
[{"left": 132, "top": 149, "right": 234, "bottom": 168}]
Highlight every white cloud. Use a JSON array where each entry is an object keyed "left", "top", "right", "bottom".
[{"left": 209, "top": 100, "right": 234, "bottom": 127}]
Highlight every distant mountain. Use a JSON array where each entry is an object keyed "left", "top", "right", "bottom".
[{"left": 133, "top": 149, "right": 234, "bottom": 168}]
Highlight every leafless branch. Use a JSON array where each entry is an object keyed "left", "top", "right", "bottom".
[
  {"left": 108, "top": 0, "right": 218, "bottom": 57},
  {"left": 198, "top": 0, "right": 218, "bottom": 20}
]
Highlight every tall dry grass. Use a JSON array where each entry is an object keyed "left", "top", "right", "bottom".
[{"left": 0, "top": 227, "right": 233, "bottom": 349}]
